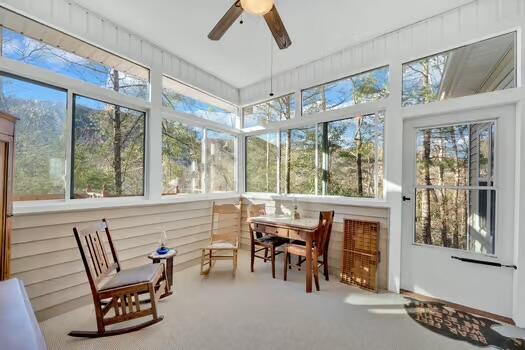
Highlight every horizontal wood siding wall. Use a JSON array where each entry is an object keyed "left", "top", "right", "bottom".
[
  {"left": 241, "top": 198, "right": 390, "bottom": 290},
  {"left": 11, "top": 198, "right": 238, "bottom": 321}
]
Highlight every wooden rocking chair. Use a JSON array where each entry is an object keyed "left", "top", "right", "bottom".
[
  {"left": 200, "top": 202, "right": 241, "bottom": 277},
  {"left": 69, "top": 219, "right": 169, "bottom": 338}
]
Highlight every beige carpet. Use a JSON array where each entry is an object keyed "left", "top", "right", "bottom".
[{"left": 41, "top": 251, "right": 491, "bottom": 350}]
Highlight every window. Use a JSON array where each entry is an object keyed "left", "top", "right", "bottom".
[
  {"left": 72, "top": 96, "right": 145, "bottom": 198},
  {"left": 246, "top": 113, "right": 385, "bottom": 198},
  {"left": 320, "top": 113, "right": 384, "bottom": 198},
  {"left": 302, "top": 66, "right": 389, "bottom": 115},
  {"left": 402, "top": 32, "right": 516, "bottom": 106},
  {"left": 245, "top": 133, "right": 278, "bottom": 192},
  {"left": 280, "top": 127, "right": 317, "bottom": 194},
  {"left": 243, "top": 93, "right": 295, "bottom": 128},
  {"left": 161, "top": 119, "right": 203, "bottom": 195},
  {"left": 0, "top": 9, "right": 149, "bottom": 100},
  {"left": 206, "top": 130, "right": 236, "bottom": 192},
  {"left": 415, "top": 121, "right": 496, "bottom": 254},
  {"left": 162, "top": 76, "right": 237, "bottom": 128},
  {"left": 0, "top": 73, "right": 67, "bottom": 201}
]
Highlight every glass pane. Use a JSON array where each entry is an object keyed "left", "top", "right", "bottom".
[
  {"left": 206, "top": 130, "right": 236, "bottom": 192},
  {"left": 2, "top": 28, "right": 149, "bottom": 100},
  {"left": 0, "top": 74, "right": 67, "bottom": 201},
  {"left": 416, "top": 122, "right": 495, "bottom": 187},
  {"left": 162, "top": 76, "right": 237, "bottom": 128},
  {"left": 246, "top": 133, "right": 278, "bottom": 192},
  {"left": 415, "top": 188, "right": 495, "bottom": 254},
  {"left": 478, "top": 124, "right": 495, "bottom": 182},
  {"left": 72, "top": 96, "right": 145, "bottom": 198},
  {"left": 302, "top": 66, "right": 389, "bottom": 115},
  {"left": 280, "top": 127, "right": 316, "bottom": 194},
  {"left": 162, "top": 119, "right": 203, "bottom": 195},
  {"left": 402, "top": 32, "right": 516, "bottom": 106},
  {"left": 243, "top": 94, "right": 295, "bottom": 128},
  {"left": 324, "top": 113, "right": 384, "bottom": 198}
]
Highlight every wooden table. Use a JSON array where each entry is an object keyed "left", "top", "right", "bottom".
[
  {"left": 148, "top": 249, "right": 177, "bottom": 294},
  {"left": 248, "top": 215, "right": 319, "bottom": 293}
]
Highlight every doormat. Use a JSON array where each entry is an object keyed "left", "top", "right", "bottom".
[{"left": 404, "top": 299, "right": 525, "bottom": 350}]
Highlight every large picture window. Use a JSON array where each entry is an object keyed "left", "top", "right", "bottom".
[
  {"left": 0, "top": 73, "right": 67, "bottom": 201},
  {"left": 415, "top": 121, "right": 496, "bottom": 254},
  {"left": 402, "top": 32, "right": 516, "bottom": 107},
  {"left": 162, "top": 120, "right": 203, "bottom": 195},
  {"left": 0, "top": 8, "right": 149, "bottom": 100},
  {"left": 302, "top": 66, "right": 389, "bottom": 115},
  {"left": 72, "top": 96, "right": 145, "bottom": 198}
]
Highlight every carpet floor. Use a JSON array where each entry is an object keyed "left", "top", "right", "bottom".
[{"left": 40, "top": 251, "right": 521, "bottom": 350}]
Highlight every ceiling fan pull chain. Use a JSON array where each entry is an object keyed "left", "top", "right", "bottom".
[{"left": 269, "top": 33, "right": 274, "bottom": 97}]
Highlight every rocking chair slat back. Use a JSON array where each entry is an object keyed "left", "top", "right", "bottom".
[{"left": 73, "top": 219, "right": 120, "bottom": 289}]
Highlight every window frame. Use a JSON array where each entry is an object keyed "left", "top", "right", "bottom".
[
  {"left": 160, "top": 113, "right": 239, "bottom": 197},
  {"left": 162, "top": 74, "right": 240, "bottom": 130},
  {"left": 301, "top": 65, "right": 390, "bottom": 116},
  {"left": 244, "top": 110, "right": 386, "bottom": 201},
  {"left": 411, "top": 119, "right": 499, "bottom": 256},
  {"left": 241, "top": 92, "right": 297, "bottom": 130},
  {"left": 70, "top": 94, "right": 148, "bottom": 200},
  {"left": 401, "top": 31, "right": 517, "bottom": 108}
]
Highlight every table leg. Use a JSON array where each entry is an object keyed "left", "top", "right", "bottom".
[
  {"left": 166, "top": 257, "right": 174, "bottom": 289},
  {"left": 305, "top": 233, "right": 313, "bottom": 293}
]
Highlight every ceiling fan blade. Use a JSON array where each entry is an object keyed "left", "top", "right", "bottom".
[
  {"left": 263, "top": 5, "right": 292, "bottom": 49},
  {"left": 208, "top": 1, "right": 243, "bottom": 40}
]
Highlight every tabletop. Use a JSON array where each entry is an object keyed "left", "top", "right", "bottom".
[
  {"left": 248, "top": 215, "right": 319, "bottom": 231},
  {"left": 148, "top": 249, "right": 177, "bottom": 260}
]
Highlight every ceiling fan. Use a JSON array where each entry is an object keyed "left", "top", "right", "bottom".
[{"left": 208, "top": 0, "right": 292, "bottom": 49}]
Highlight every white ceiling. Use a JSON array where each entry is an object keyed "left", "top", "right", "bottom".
[{"left": 72, "top": 0, "right": 473, "bottom": 88}]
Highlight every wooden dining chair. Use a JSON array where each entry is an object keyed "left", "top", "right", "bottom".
[
  {"left": 69, "top": 219, "right": 169, "bottom": 338},
  {"left": 247, "top": 204, "right": 288, "bottom": 278},
  {"left": 283, "top": 211, "right": 335, "bottom": 291},
  {"left": 294, "top": 211, "right": 335, "bottom": 281},
  {"left": 200, "top": 201, "right": 241, "bottom": 277}
]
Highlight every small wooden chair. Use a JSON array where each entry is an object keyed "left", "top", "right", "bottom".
[
  {"left": 200, "top": 202, "right": 241, "bottom": 277},
  {"left": 283, "top": 211, "right": 335, "bottom": 291},
  {"left": 69, "top": 219, "right": 169, "bottom": 338},
  {"left": 248, "top": 204, "right": 288, "bottom": 278}
]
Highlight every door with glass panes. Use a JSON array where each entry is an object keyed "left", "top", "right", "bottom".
[{"left": 401, "top": 105, "right": 515, "bottom": 318}]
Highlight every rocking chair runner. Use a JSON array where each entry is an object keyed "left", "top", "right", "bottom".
[{"left": 69, "top": 219, "right": 169, "bottom": 338}]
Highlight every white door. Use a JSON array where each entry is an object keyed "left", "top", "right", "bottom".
[{"left": 401, "top": 105, "right": 516, "bottom": 318}]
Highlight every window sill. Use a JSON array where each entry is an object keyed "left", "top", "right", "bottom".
[
  {"left": 13, "top": 192, "right": 240, "bottom": 216},
  {"left": 241, "top": 192, "right": 390, "bottom": 208}
]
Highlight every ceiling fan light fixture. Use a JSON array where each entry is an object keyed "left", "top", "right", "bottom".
[{"left": 240, "top": 0, "right": 274, "bottom": 16}]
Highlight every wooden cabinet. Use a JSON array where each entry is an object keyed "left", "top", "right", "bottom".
[{"left": 0, "top": 112, "right": 16, "bottom": 281}]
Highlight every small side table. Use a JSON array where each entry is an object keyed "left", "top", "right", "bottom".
[{"left": 148, "top": 249, "right": 177, "bottom": 293}]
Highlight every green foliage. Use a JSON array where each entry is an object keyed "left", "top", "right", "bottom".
[
  {"left": 73, "top": 100, "right": 145, "bottom": 198},
  {"left": 0, "top": 93, "right": 66, "bottom": 200}
]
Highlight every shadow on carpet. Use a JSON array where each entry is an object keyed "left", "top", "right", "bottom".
[{"left": 404, "top": 299, "right": 525, "bottom": 350}]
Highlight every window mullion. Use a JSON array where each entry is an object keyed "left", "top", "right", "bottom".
[{"left": 65, "top": 90, "right": 74, "bottom": 201}]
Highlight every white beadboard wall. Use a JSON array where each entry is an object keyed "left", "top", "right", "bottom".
[
  {"left": 11, "top": 198, "right": 238, "bottom": 321},
  {"left": 240, "top": 197, "right": 390, "bottom": 290},
  {"left": 240, "top": 0, "right": 525, "bottom": 105},
  {"left": 0, "top": 0, "right": 239, "bottom": 104}
]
